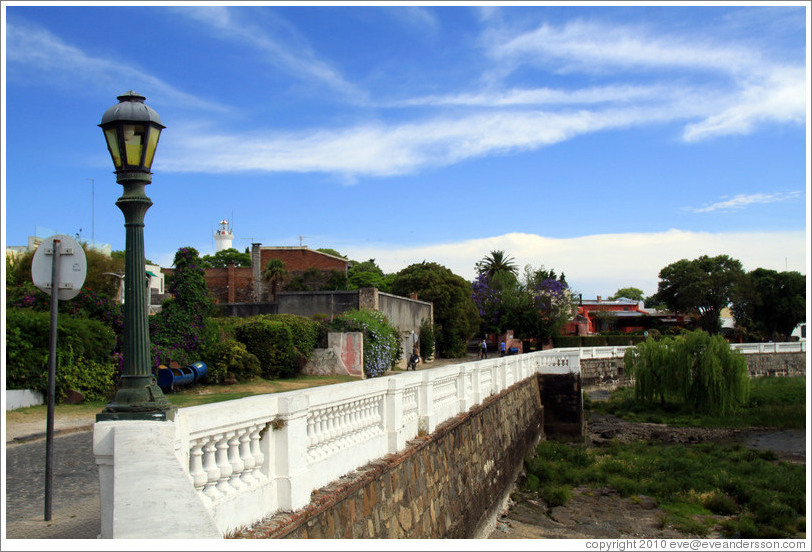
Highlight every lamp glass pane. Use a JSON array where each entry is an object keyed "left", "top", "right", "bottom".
[
  {"left": 143, "top": 126, "right": 161, "bottom": 170},
  {"left": 104, "top": 128, "right": 122, "bottom": 168},
  {"left": 123, "top": 124, "right": 146, "bottom": 167}
]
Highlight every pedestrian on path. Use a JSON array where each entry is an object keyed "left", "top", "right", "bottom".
[{"left": 480, "top": 339, "right": 488, "bottom": 359}]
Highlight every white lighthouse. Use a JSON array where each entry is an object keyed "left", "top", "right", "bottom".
[{"left": 214, "top": 219, "right": 234, "bottom": 252}]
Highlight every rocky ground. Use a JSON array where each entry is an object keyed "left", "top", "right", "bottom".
[{"left": 488, "top": 405, "right": 805, "bottom": 539}]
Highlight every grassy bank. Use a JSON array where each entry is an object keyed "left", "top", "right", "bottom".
[
  {"left": 522, "top": 376, "right": 807, "bottom": 538},
  {"left": 524, "top": 439, "right": 805, "bottom": 538},
  {"left": 587, "top": 376, "right": 806, "bottom": 429}
]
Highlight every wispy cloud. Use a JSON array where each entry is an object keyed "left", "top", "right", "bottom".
[
  {"left": 4, "top": 21, "right": 228, "bottom": 112},
  {"left": 483, "top": 19, "right": 805, "bottom": 142},
  {"left": 157, "top": 105, "right": 679, "bottom": 176},
  {"left": 174, "top": 7, "right": 366, "bottom": 102},
  {"left": 688, "top": 191, "right": 804, "bottom": 213}
]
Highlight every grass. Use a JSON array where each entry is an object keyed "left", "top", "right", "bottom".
[
  {"left": 523, "top": 439, "right": 806, "bottom": 538},
  {"left": 589, "top": 376, "right": 806, "bottom": 429},
  {"left": 5, "top": 374, "right": 359, "bottom": 424}
]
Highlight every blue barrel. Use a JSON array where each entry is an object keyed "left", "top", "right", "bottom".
[
  {"left": 188, "top": 361, "right": 208, "bottom": 383},
  {"left": 157, "top": 366, "right": 195, "bottom": 390}
]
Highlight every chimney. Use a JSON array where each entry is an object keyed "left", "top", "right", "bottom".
[{"left": 597, "top": 296, "right": 602, "bottom": 302}]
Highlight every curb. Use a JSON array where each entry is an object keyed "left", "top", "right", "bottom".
[{"left": 6, "top": 424, "right": 94, "bottom": 446}]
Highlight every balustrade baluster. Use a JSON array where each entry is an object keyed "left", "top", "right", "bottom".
[
  {"left": 202, "top": 436, "right": 223, "bottom": 500},
  {"left": 228, "top": 431, "right": 247, "bottom": 490},
  {"left": 215, "top": 432, "right": 234, "bottom": 494},
  {"left": 249, "top": 424, "right": 266, "bottom": 481},
  {"left": 239, "top": 427, "right": 257, "bottom": 485},
  {"left": 189, "top": 438, "right": 208, "bottom": 494}
]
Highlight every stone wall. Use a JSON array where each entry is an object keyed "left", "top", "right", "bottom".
[
  {"left": 538, "top": 373, "right": 585, "bottom": 439},
  {"left": 244, "top": 376, "right": 544, "bottom": 539},
  {"left": 580, "top": 351, "right": 806, "bottom": 389}
]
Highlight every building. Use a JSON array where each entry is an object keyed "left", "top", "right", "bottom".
[
  {"left": 213, "top": 219, "right": 234, "bottom": 252},
  {"left": 563, "top": 296, "right": 691, "bottom": 335}
]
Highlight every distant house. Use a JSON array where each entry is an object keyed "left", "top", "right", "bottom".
[{"left": 563, "top": 296, "right": 691, "bottom": 335}]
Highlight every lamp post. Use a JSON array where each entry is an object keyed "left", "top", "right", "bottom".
[{"left": 96, "top": 91, "right": 173, "bottom": 422}]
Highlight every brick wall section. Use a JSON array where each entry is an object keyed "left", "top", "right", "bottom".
[
  {"left": 259, "top": 248, "right": 348, "bottom": 274},
  {"left": 241, "top": 376, "right": 544, "bottom": 539}
]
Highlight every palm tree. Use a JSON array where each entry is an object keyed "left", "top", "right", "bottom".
[
  {"left": 263, "top": 259, "right": 289, "bottom": 301},
  {"left": 476, "top": 250, "right": 518, "bottom": 279}
]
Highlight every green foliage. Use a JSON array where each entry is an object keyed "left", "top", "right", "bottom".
[
  {"left": 655, "top": 255, "right": 745, "bottom": 335},
  {"left": 732, "top": 268, "right": 806, "bottom": 341},
  {"left": 258, "top": 314, "right": 319, "bottom": 364},
  {"left": 523, "top": 439, "right": 805, "bottom": 538},
  {"left": 6, "top": 308, "right": 116, "bottom": 396},
  {"left": 262, "top": 258, "right": 289, "bottom": 299},
  {"left": 200, "top": 248, "right": 251, "bottom": 268},
  {"left": 235, "top": 320, "right": 298, "bottom": 378},
  {"left": 150, "top": 247, "right": 215, "bottom": 368},
  {"left": 316, "top": 248, "right": 347, "bottom": 259},
  {"left": 419, "top": 318, "right": 435, "bottom": 359},
  {"left": 55, "top": 346, "right": 117, "bottom": 402},
  {"left": 624, "top": 331, "right": 749, "bottom": 415},
  {"left": 609, "top": 287, "right": 645, "bottom": 301},
  {"left": 202, "top": 340, "right": 261, "bottom": 383},
  {"left": 589, "top": 377, "right": 805, "bottom": 429},
  {"left": 391, "top": 262, "right": 479, "bottom": 358},
  {"left": 553, "top": 336, "right": 583, "bottom": 348},
  {"left": 476, "top": 250, "right": 519, "bottom": 279},
  {"left": 323, "top": 309, "right": 402, "bottom": 377}
]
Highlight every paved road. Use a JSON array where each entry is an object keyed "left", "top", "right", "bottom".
[{"left": 5, "top": 431, "right": 100, "bottom": 539}]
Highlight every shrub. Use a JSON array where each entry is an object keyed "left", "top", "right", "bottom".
[
  {"left": 202, "top": 340, "right": 261, "bottom": 383},
  {"left": 6, "top": 308, "right": 116, "bottom": 395},
  {"left": 553, "top": 336, "right": 581, "bottom": 348},
  {"left": 258, "top": 314, "right": 319, "bottom": 364},
  {"left": 56, "top": 346, "right": 116, "bottom": 401},
  {"left": 323, "top": 309, "right": 402, "bottom": 377},
  {"left": 235, "top": 319, "right": 298, "bottom": 378},
  {"left": 419, "top": 318, "right": 435, "bottom": 360}
]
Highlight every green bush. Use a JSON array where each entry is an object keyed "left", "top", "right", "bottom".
[
  {"left": 581, "top": 336, "right": 609, "bottom": 347},
  {"left": 553, "top": 336, "right": 581, "bottom": 348},
  {"left": 6, "top": 308, "right": 116, "bottom": 395},
  {"left": 419, "top": 318, "right": 435, "bottom": 359},
  {"left": 323, "top": 309, "right": 402, "bottom": 377},
  {"left": 202, "top": 339, "right": 261, "bottom": 383},
  {"left": 56, "top": 346, "right": 116, "bottom": 401},
  {"left": 235, "top": 319, "right": 298, "bottom": 378},
  {"left": 259, "top": 314, "right": 319, "bottom": 363}
]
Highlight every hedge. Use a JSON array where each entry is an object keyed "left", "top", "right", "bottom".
[
  {"left": 6, "top": 307, "right": 117, "bottom": 397},
  {"left": 235, "top": 319, "right": 298, "bottom": 378}
]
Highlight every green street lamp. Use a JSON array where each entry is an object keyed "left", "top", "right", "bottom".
[{"left": 97, "top": 91, "right": 173, "bottom": 422}]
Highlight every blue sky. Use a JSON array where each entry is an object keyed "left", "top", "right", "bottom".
[{"left": 3, "top": 2, "right": 809, "bottom": 300}]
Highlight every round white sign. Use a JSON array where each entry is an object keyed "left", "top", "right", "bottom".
[{"left": 31, "top": 235, "right": 87, "bottom": 301}]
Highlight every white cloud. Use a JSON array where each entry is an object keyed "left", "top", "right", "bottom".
[
  {"left": 4, "top": 22, "right": 228, "bottom": 112},
  {"left": 174, "top": 7, "right": 365, "bottom": 101},
  {"left": 688, "top": 191, "right": 804, "bottom": 213},
  {"left": 341, "top": 230, "right": 808, "bottom": 299}
]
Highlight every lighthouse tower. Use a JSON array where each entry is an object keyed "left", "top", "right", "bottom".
[{"left": 214, "top": 219, "right": 234, "bottom": 252}]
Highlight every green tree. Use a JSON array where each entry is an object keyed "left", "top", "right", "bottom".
[
  {"left": 733, "top": 269, "right": 806, "bottom": 341},
  {"left": 316, "top": 248, "right": 347, "bottom": 259},
  {"left": 200, "top": 248, "right": 251, "bottom": 268},
  {"left": 150, "top": 247, "right": 215, "bottom": 367},
  {"left": 654, "top": 255, "right": 745, "bottom": 335},
  {"left": 391, "top": 262, "right": 480, "bottom": 358},
  {"left": 476, "top": 250, "right": 519, "bottom": 280},
  {"left": 624, "top": 330, "right": 749, "bottom": 415},
  {"left": 263, "top": 259, "right": 289, "bottom": 300},
  {"left": 609, "top": 287, "right": 645, "bottom": 301}
]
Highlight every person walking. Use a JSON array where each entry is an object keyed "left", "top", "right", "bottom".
[
  {"left": 500, "top": 340, "right": 507, "bottom": 357},
  {"left": 480, "top": 339, "right": 488, "bottom": 359}
]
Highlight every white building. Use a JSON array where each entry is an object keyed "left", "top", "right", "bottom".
[{"left": 214, "top": 219, "right": 234, "bottom": 252}]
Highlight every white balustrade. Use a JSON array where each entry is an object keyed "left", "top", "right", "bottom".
[{"left": 98, "top": 341, "right": 802, "bottom": 538}]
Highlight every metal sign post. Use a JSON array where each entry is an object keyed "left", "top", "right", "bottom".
[{"left": 31, "top": 235, "right": 86, "bottom": 521}]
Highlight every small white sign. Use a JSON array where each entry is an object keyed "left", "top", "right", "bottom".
[{"left": 31, "top": 235, "right": 87, "bottom": 301}]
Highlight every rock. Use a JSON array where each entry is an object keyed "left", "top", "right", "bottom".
[
  {"left": 64, "top": 389, "right": 85, "bottom": 404},
  {"left": 637, "top": 495, "right": 658, "bottom": 510}
]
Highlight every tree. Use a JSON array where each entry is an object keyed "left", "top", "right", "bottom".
[
  {"left": 150, "top": 247, "right": 215, "bottom": 367},
  {"left": 317, "top": 248, "right": 347, "bottom": 259},
  {"left": 391, "top": 262, "right": 480, "bottom": 358},
  {"left": 609, "top": 287, "right": 645, "bottom": 302},
  {"left": 624, "top": 330, "right": 749, "bottom": 415},
  {"left": 201, "top": 248, "right": 251, "bottom": 268},
  {"left": 347, "top": 259, "right": 391, "bottom": 292},
  {"left": 654, "top": 255, "right": 745, "bottom": 335},
  {"left": 263, "top": 259, "right": 289, "bottom": 300},
  {"left": 476, "top": 250, "right": 518, "bottom": 280},
  {"left": 733, "top": 269, "right": 806, "bottom": 341}
]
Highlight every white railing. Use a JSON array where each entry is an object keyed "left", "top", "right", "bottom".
[
  {"left": 94, "top": 348, "right": 580, "bottom": 538},
  {"left": 559, "top": 341, "right": 805, "bottom": 360}
]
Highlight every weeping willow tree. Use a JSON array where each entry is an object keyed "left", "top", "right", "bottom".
[{"left": 624, "top": 330, "right": 749, "bottom": 415}]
